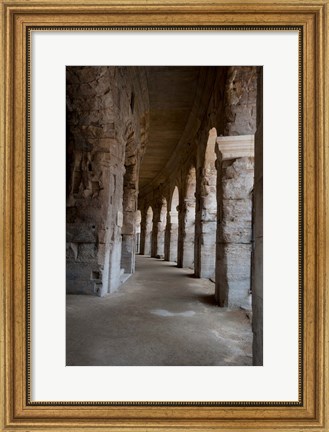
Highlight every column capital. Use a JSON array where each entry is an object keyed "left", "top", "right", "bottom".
[{"left": 216, "top": 135, "right": 254, "bottom": 161}]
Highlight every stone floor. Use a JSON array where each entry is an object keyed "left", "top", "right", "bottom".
[{"left": 66, "top": 256, "right": 252, "bottom": 366}]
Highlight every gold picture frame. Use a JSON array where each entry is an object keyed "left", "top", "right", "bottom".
[{"left": 1, "top": 0, "right": 328, "bottom": 430}]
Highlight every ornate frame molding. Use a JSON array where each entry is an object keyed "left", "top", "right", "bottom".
[{"left": 0, "top": 1, "right": 328, "bottom": 430}]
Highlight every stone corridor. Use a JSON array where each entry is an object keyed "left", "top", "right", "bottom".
[
  {"left": 66, "top": 256, "right": 252, "bottom": 366},
  {"left": 66, "top": 66, "right": 263, "bottom": 365}
]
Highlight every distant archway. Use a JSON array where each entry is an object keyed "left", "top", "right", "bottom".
[
  {"left": 156, "top": 198, "right": 167, "bottom": 258},
  {"left": 144, "top": 206, "right": 153, "bottom": 256},
  {"left": 135, "top": 210, "right": 141, "bottom": 254},
  {"left": 194, "top": 128, "right": 217, "bottom": 278},
  {"left": 178, "top": 166, "right": 196, "bottom": 269},
  {"left": 165, "top": 186, "right": 179, "bottom": 262}
]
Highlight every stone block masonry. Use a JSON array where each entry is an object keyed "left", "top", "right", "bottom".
[
  {"left": 66, "top": 66, "right": 149, "bottom": 295},
  {"left": 215, "top": 137, "right": 255, "bottom": 308},
  {"left": 66, "top": 66, "right": 262, "bottom": 363}
]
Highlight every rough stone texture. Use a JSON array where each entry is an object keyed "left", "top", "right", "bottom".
[
  {"left": 194, "top": 129, "right": 217, "bottom": 278},
  {"left": 66, "top": 67, "right": 149, "bottom": 295},
  {"left": 155, "top": 198, "right": 167, "bottom": 259},
  {"left": 143, "top": 207, "right": 153, "bottom": 256},
  {"left": 138, "top": 68, "right": 258, "bottom": 287},
  {"left": 252, "top": 68, "right": 263, "bottom": 365},
  {"left": 224, "top": 66, "right": 257, "bottom": 136},
  {"left": 66, "top": 65, "right": 262, "bottom": 365},
  {"left": 139, "top": 67, "right": 227, "bottom": 277},
  {"left": 177, "top": 166, "right": 196, "bottom": 269},
  {"left": 215, "top": 157, "right": 254, "bottom": 308}
]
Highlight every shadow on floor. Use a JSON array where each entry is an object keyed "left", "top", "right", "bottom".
[{"left": 196, "top": 293, "right": 218, "bottom": 306}]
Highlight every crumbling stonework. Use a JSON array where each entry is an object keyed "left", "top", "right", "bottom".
[
  {"left": 224, "top": 66, "right": 257, "bottom": 136},
  {"left": 66, "top": 65, "right": 262, "bottom": 362},
  {"left": 215, "top": 141, "right": 255, "bottom": 308},
  {"left": 66, "top": 66, "right": 149, "bottom": 295}
]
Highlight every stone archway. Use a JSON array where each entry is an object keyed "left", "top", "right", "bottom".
[
  {"left": 165, "top": 186, "right": 179, "bottom": 263},
  {"left": 120, "top": 128, "right": 139, "bottom": 276},
  {"left": 194, "top": 128, "right": 217, "bottom": 278},
  {"left": 178, "top": 166, "right": 196, "bottom": 269},
  {"left": 156, "top": 198, "right": 167, "bottom": 259},
  {"left": 144, "top": 206, "right": 153, "bottom": 256},
  {"left": 135, "top": 210, "right": 141, "bottom": 254}
]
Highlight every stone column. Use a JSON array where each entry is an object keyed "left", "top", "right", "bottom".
[
  {"left": 144, "top": 226, "right": 152, "bottom": 256},
  {"left": 141, "top": 207, "right": 153, "bottom": 256},
  {"left": 121, "top": 209, "right": 136, "bottom": 275},
  {"left": 177, "top": 203, "right": 185, "bottom": 268},
  {"left": 121, "top": 159, "right": 138, "bottom": 275},
  {"left": 215, "top": 135, "right": 254, "bottom": 308},
  {"left": 164, "top": 211, "right": 171, "bottom": 261},
  {"left": 168, "top": 210, "right": 179, "bottom": 262},
  {"left": 180, "top": 199, "right": 195, "bottom": 268},
  {"left": 252, "top": 68, "right": 263, "bottom": 365},
  {"left": 100, "top": 164, "right": 126, "bottom": 295},
  {"left": 135, "top": 210, "right": 141, "bottom": 254},
  {"left": 156, "top": 206, "right": 166, "bottom": 259},
  {"left": 151, "top": 207, "right": 160, "bottom": 257},
  {"left": 194, "top": 128, "right": 217, "bottom": 278},
  {"left": 139, "top": 209, "right": 147, "bottom": 255}
]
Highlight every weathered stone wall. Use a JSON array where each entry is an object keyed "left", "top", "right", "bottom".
[
  {"left": 224, "top": 66, "right": 257, "bottom": 136},
  {"left": 215, "top": 152, "right": 254, "bottom": 308},
  {"left": 66, "top": 65, "right": 262, "bottom": 362},
  {"left": 194, "top": 128, "right": 218, "bottom": 278},
  {"left": 139, "top": 67, "right": 228, "bottom": 278},
  {"left": 177, "top": 166, "right": 196, "bottom": 269},
  {"left": 66, "top": 67, "right": 149, "bottom": 295},
  {"left": 213, "top": 67, "right": 257, "bottom": 308}
]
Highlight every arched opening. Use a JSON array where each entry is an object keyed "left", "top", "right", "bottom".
[
  {"left": 165, "top": 186, "right": 179, "bottom": 263},
  {"left": 144, "top": 206, "right": 153, "bottom": 256},
  {"left": 135, "top": 210, "right": 141, "bottom": 254},
  {"left": 194, "top": 128, "right": 217, "bottom": 278},
  {"left": 66, "top": 66, "right": 262, "bottom": 366},
  {"left": 156, "top": 198, "right": 167, "bottom": 259},
  {"left": 178, "top": 166, "right": 196, "bottom": 269},
  {"left": 120, "top": 153, "right": 138, "bottom": 276}
]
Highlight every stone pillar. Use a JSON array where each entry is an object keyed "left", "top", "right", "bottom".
[
  {"left": 135, "top": 210, "right": 141, "bottom": 254},
  {"left": 194, "top": 128, "right": 217, "bottom": 278},
  {"left": 121, "top": 234, "right": 135, "bottom": 273},
  {"left": 101, "top": 165, "right": 126, "bottom": 295},
  {"left": 121, "top": 217, "right": 136, "bottom": 275},
  {"left": 142, "top": 207, "right": 153, "bottom": 256},
  {"left": 178, "top": 198, "right": 195, "bottom": 268},
  {"left": 144, "top": 226, "right": 152, "bottom": 256},
  {"left": 177, "top": 204, "right": 185, "bottom": 268},
  {"left": 215, "top": 135, "right": 254, "bottom": 308},
  {"left": 252, "top": 68, "right": 263, "bottom": 365},
  {"left": 121, "top": 157, "right": 138, "bottom": 275},
  {"left": 168, "top": 211, "right": 178, "bottom": 262},
  {"left": 156, "top": 204, "right": 166, "bottom": 259},
  {"left": 151, "top": 208, "right": 160, "bottom": 257},
  {"left": 139, "top": 210, "right": 147, "bottom": 255},
  {"left": 164, "top": 212, "right": 171, "bottom": 261}
]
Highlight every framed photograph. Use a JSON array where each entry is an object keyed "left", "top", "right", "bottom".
[{"left": 1, "top": 0, "right": 328, "bottom": 431}]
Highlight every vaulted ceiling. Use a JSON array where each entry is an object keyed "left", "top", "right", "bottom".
[{"left": 138, "top": 66, "right": 201, "bottom": 190}]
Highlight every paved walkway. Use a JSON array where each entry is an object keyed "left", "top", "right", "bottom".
[{"left": 66, "top": 256, "right": 252, "bottom": 366}]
